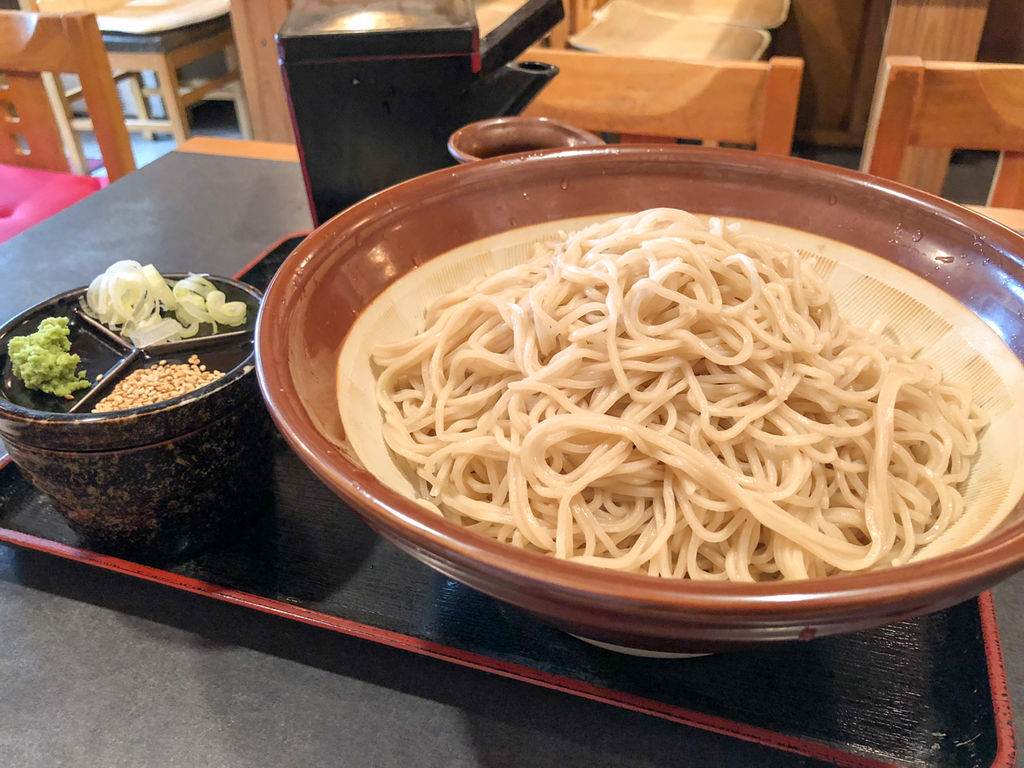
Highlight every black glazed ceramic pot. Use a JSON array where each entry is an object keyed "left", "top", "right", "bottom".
[{"left": 0, "top": 275, "right": 270, "bottom": 562}]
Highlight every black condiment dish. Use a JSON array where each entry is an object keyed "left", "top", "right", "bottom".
[{"left": 0, "top": 274, "right": 269, "bottom": 562}]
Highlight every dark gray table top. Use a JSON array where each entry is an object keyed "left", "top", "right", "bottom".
[
  {"left": 0, "top": 151, "right": 312, "bottom": 322},
  {"left": 0, "top": 149, "right": 1020, "bottom": 767}
]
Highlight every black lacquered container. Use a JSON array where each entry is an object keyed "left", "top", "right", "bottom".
[{"left": 277, "top": 0, "right": 563, "bottom": 224}]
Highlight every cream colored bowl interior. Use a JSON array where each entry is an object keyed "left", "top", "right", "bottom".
[{"left": 337, "top": 214, "right": 1024, "bottom": 562}]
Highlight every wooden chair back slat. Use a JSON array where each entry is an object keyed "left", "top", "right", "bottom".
[
  {"left": 0, "top": 71, "right": 69, "bottom": 171},
  {"left": 0, "top": 10, "right": 77, "bottom": 71},
  {"left": 911, "top": 63, "right": 1024, "bottom": 151},
  {"left": 756, "top": 56, "right": 804, "bottom": 155},
  {"left": 519, "top": 48, "right": 803, "bottom": 154},
  {"left": 0, "top": 9, "right": 134, "bottom": 180},
  {"left": 865, "top": 56, "right": 1024, "bottom": 207}
]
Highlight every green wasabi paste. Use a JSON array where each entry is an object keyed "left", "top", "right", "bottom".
[{"left": 7, "top": 316, "right": 91, "bottom": 398}]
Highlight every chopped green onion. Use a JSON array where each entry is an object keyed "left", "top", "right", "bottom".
[{"left": 82, "top": 263, "right": 247, "bottom": 347}]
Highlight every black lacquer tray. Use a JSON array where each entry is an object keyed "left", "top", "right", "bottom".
[{"left": 0, "top": 235, "right": 1014, "bottom": 768}]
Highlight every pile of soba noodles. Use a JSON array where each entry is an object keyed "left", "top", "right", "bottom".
[{"left": 371, "top": 208, "right": 986, "bottom": 582}]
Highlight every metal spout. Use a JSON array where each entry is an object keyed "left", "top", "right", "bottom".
[{"left": 458, "top": 59, "right": 559, "bottom": 121}]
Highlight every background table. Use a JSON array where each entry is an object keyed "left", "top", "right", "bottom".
[{"left": 1, "top": 139, "right": 1022, "bottom": 767}]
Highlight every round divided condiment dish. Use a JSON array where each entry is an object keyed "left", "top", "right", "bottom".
[{"left": 0, "top": 275, "right": 268, "bottom": 562}]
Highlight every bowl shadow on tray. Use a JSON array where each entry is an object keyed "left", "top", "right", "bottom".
[
  {"left": 378, "top": 569, "right": 999, "bottom": 765},
  {"left": 178, "top": 429, "right": 381, "bottom": 602}
]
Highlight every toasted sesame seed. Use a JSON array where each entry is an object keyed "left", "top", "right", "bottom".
[{"left": 91, "top": 357, "right": 224, "bottom": 413}]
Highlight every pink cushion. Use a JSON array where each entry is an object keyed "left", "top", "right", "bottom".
[{"left": 0, "top": 165, "right": 104, "bottom": 244}]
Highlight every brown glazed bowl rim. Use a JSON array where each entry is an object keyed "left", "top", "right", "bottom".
[
  {"left": 0, "top": 273, "right": 262, "bottom": 426},
  {"left": 256, "top": 146, "right": 1024, "bottom": 631},
  {"left": 447, "top": 116, "right": 605, "bottom": 164}
]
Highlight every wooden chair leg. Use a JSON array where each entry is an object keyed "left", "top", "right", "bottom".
[
  {"left": 546, "top": 18, "right": 569, "bottom": 49},
  {"left": 231, "top": 79, "right": 253, "bottom": 140},
  {"left": 152, "top": 56, "right": 190, "bottom": 144},
  {"left": 41, "top": 72, "right": 89, "bottom": 175},
  {"left": 989, "top": 151, "right": 1024, "bottom": 209},
  {"left": 126, "top": 72, "right": 155, "bottom": 141},
  {"left": 223, "top": 44, "right": 252, "bottom": 139}
]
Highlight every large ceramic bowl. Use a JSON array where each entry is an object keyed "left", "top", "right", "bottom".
[{"left": 255, "top": 147, "right": 1024, "bottom": 653}]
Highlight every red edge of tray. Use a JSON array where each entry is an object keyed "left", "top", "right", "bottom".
[{"left": 0, "top": 230, "right": 1015, "bottom": 768}]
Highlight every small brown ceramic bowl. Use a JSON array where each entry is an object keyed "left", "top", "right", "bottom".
[
  {"left": 0, "top": 275, "right": 269, "bottom": 562},
  {"left": 447, "top": 116, "right": 604, "bottom": 164},
  {"left": 256, "top": 146, "right": 1024, "bottom": 653}
]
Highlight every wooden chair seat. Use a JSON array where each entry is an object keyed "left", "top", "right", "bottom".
[
  {"left": 100, "top": 13, "right": 231, "bottom": 53},
  {"left": 569, "top": 0, "right": 771, "bottom": 61},
  {"left": 67, "top": 0, "right": 229, "bottom": 34},
  {"left": 614, "top": 0, "right": 791, "bottom": 29},
  {"left": 559, "top": 0, "right": 790, "bottom": 39}
]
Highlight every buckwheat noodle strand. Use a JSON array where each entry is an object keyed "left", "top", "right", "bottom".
[{"left": 370, "top": 209, "right": 986, "bottom": 582}]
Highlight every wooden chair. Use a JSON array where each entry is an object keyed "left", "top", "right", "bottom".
[
  {"left": 568, "top": 1, "right": 772, "bottom": 62},
  {"left": 29, "top": 0, "right": 251, "bottom": 152},
  {"left": 863, "top": 56, "right": 1024, "bottom": 208},
  {"left": 560, "top": 0, "right": 791, "bottom": 38},
  {"left": 519, "top": 48, "right": 804, "bottom": 154},
  {"left": 0, "top": 9, "right": 134, "bottom": 179}
]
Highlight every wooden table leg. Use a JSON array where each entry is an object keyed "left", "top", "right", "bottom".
[{"left": 861, "top": 0, "right": 990, "bottom": 195}]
